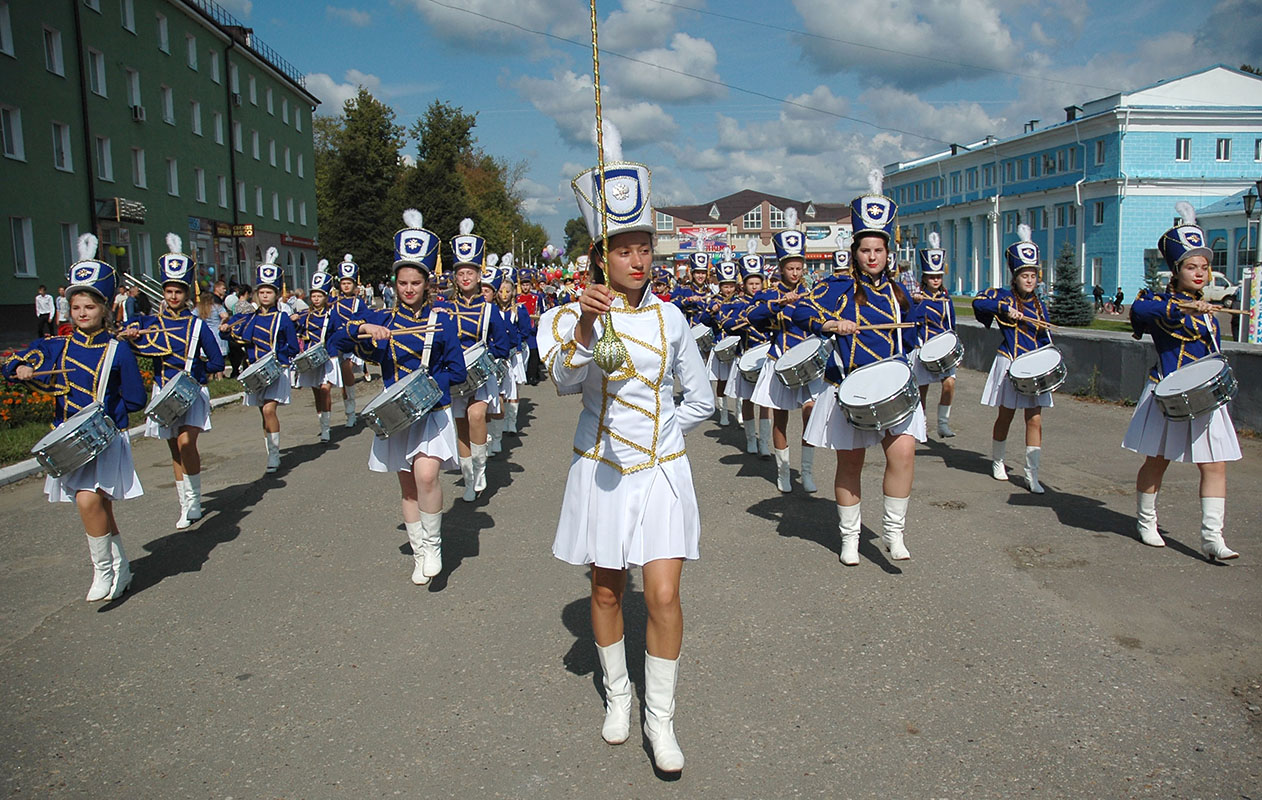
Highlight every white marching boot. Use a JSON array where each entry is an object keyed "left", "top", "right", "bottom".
[
  {"left": 460, "top": 456, "right": 477, "bottom": 502},
  {"left": 505, "top": 403, "right": 519, "bottom": 435},
  {"left": 108, "top": 533, "right": 132, "bottom": 599},
  {"left": 85, "top": 534, "right": 115, "bottom": 602},
  {"left": 718, "top": 396, "right": 729, "bottom": 426},
  {"left": 596, "top": 638, "right": 632, "bottom": 745},
  {"left": 991, "top": 439, "right": 1008, "bottom": 481},
  {"left": 472, "top": 442, "right": 488, "bottom": 493},
  {"left": 1024, "top": 446, "right": 1045, "bottom": 494},
  {"left": 344, "top": 387, "right": 357, "bottom": 426},
  {"left": 937, "top": 405, "right": 955, "bottom": 438},
  {"left": 838, "top": 502, "right": 861, "bottom": 566},
  {"left": 881, "top": 494, "right": 911, "bottom": 561},
  {"left": 405, "top": 520, "right": 429, "bottom": 585},
  {"left": 1136, "top": 491, "right": 1164, "bottom": 547},
  {"left": 174, "top": 477, "right": 191, "bottom": 529},
  {"left": 643, "top": 653, "right": 685, "bottom": 773},
  {"left": 184, "top": 473, "right": 203, "bottom": 522},
  {"left": 264, "top": 432, "right": 281, "bottom": 473},
  {"left": 736, "top": 402, "right": 745, "bottom": 425},
  {"left": 318, "top": 411, "right": 331, "bottom": 442},
  {"left": 758, "top": 418, "right": 771, "bottom": 458},
  {"left": 488, "top": 417, "right": 503, "bottom": 455},
  {"left": 1199, "top": 497, "right": 1238, "bottom": 561},
  {"left": 743, "top": 420, "right": 758, "bottom": 454},
  {"left": 419, "top": 510, "right": 443, "bottom": 578},
  {"left": 800, "top": 446, "right": 817, "bottom": 493},
  {"left": 774, "top": 447, "right": 792, "bottom": 493}
]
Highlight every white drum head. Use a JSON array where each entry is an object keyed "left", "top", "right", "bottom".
[
  {"left": 919, "top": 331, "right": 959, "bottom": 361},
  {"left": 715, "top": 335, "right": 740, "bottom": 350},
  {"left": 1009, "top": 348, "right": 1061, "bottom": 378},
  {"left": 777, "top": 338, "right": 820, "bottom": 369},
  {"left": 1156, "top": 359, "right": 1224, "bottom": 394},
  {"left": 839, "top": 360, "right": 911, "bottom": 405},
  {"left": 738, "top": 343, "right": 771, "bottom": 371},
  {"left": 464, "top": 343, "right": 487, "bottom": 364},
  {"left": 692, "top": 324, "right": 711, "bottom": 338}
]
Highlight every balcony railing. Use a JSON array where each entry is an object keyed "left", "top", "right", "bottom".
[{"left": 187, "top": 0, "right": 307, "bottom": 90}]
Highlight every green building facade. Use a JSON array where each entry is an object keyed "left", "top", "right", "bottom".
[{"left": 0, "top": 0, "right": 319, "bottom": 334}]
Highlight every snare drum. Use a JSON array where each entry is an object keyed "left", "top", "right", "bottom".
[
  {"left": 737, "top": 343, "right": 772, "bottom": 383},
  {"left": 494, "top": 357, "right": 511, "bottom": 390},
  {"left": 238, "top": 352, "right": 282, "bottom": 394},
  {"left": 450, "top": 343, "right": 494, "bottom": 398},
  {"left": 712, "top": 335, "right": 741, "bottom": 363},
  {"left": 917, "top": 331, "right": 963, "bottom": 374},
  {"left": 1008, "top": 346, "right": 1066, "bottom": 396},
  {"left": 30, "top": 403, "right": 119, "bottom": 477},
  {"left": 145, "top": 371, "right": 201, "bottom": 428},
  {"left": 692, "top": 324, "right": 714, "bottom": 354},
  {"left": 837, "top": 359, "right": 919, "bottom": 431},
  {"left": 775, "top": 337, "right": 831, "bottom": 388},
  {"left": 1153, "top": 357, "right": 1237, "bottom": 420},
  {"left": 292, "top": 342, "right": 330, "bottom": 373},
  {"left": 362, "top": 369, "right": 443, "bottom": 438}
]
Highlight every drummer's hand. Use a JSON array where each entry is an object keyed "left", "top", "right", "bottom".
[
  {"left": 783, "top": 291, "right": 802, "bottom": 303},
  {"left": 360, "top": 324, "right": 392, "bottom": 342},
  {"left": 14, "top": 365, "right": 34, "bottom": 381},
  {"left": 116, "top": 327, "right": 141, "bottom": 340},
  {"left": 219, "top": 323, "right": 231, "bottom": 333},
  {"left": 1185, "top": 299, "right": 1214, "bottom": 314},
  {"left": 1005, "top": 307, "right": 1024, "bottom": 322}
]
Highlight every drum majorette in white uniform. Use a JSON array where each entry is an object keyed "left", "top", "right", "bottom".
[
  {"left": 972, "top": 224, "right": 1055, "bottom": 494},
  {"left": 2, "top": 236, "right": 146, "bottom": 601},
  {"left": 720, "top": 251, "right": 773, "bottom": 454},
  {"left": 223, "top": 249, "right": 299, "bottom": 473},
  {"left": 120, "top": 234, "right": 224, "bottom": 528},
  {"left": 1123, "top": 203, "right": 1242, "bottom": 559},
  {"left": 748, "top": 208, "right": 821, "bottom": 493},
  {"left": 540, "top": 122, "right": 712, "bottom": 774},
  {"left": 337, "top": 209, "right": 468, "bottom": 585},
  {"left": 329, "top": 254, "right": 369, "bottom": 426},
  {"left": 292, "top": 267, "right": 343, "bottom": 442},
  {"left": 795, "top": 169, "right": 925, "bottom": 565},
  {"left": 910, "top": 231, "right": 959, "bottom": 438},
  {"left": 704, "top": 254, "right": 741, "bottom": 424}
]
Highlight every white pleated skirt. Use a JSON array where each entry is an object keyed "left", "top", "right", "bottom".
[
  {"left": 501, "top": 369, "right": 519, "bottom": 402},
  {"left": 1121, "top": 382, "right": 1241, "bottom": 463},
  {"left": 804, "top": 382, "right": 927, "bottom": 450},
  {"left": 911, "top": 348, "right": 957, "bottom": 386},
  {"left": 724, "top": 362, "right": 758, "bottom": 400},
  {"left": 511, "top": 350, "right": 528, "bottom": 383},
  {"left": 243, "top": 372, "right": 292, "bottom": 407},
  {"left": 44, "top": 433, "right": 144, "bottom": 503},
  {"left": 292, "top": 354, "right": 343, "bottom": 389},
  {"left": 980, "top": 354, "right": 1053, "bottom": 409},
  {"left": 144, "top": 384, "right": 212, "bottom": 439},
  {"left": 705, "top": 350, "right": 734, "bottom": 381},
  {"left": 368, "top": 407, "right": 459, "bottom": 472},
  {"left": 450, "top": 372, "right": 502, "bottom": 418},
  {"left": 751, "top": 358, "right": 824, "bottom": 410},
  {"left": 553, "top": 454, "right": 701, "bottom": 569}
]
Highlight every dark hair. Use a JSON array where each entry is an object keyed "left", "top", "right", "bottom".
[
  {"left": 849, "top": 234, "right": 910, "bottom": 311},
  {"left": 919, "top": 272, "right": 945, "bottom": 293}
]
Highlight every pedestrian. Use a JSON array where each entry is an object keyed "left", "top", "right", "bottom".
[
  {"left": 195, "top": 281, "right": 229, "bottom": 379},
  {"left": 34, "top": 284, "right": 56, "bottom": 337},
  {"left": 55, "top": 285, "right": 71, "bottom": 335},
  {"left": 225, "top": 285, "right": 252, "bottom": 378},
  {"left": 133, "top": 284, "right": 152, "bottom": 316},
  {"left": 1114, "top": 287, "right": 1125, "bottom": 314},
  {"left": 1093, "top": 283, "right": 1105, "bottom": 311},
  {"left": 382, "top": 282, "right": 395, "bottom": 308},
  {"left": 113, "top": 285, "right": 129, "bottom": 322},
  {"left": 910, "top": 231, "right": 959, "bottom": 438},
  {"left": 289, "top": 288, "right": 309, "bottom": 314},
  {"left": 3, "top": 235, "right": 145, "bottom": 602},
  {"left": 119, "top": 234, "right": 224, "bottom": 529},
  {"left": 291, "top": 266, "right": 342, "bottom": 443},
  {"left": 1123, "top": 202, "right": 1241, "bottom": 559},
  {"left": 973, "top": 224, "right": 1055, "bottom": 494},
  {"left": 539, "top": 123, "right": 712, "bottom": 772}
]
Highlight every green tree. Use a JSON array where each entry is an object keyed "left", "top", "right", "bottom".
[
  {"left": 1048, "top": 242, "right": 1095, "bottom": 326},
  {"left": 318, "top": 89, "right": 405, "bottom": 285},
  {"left": 1143, "top": 248, "right": 1166, "bottom": 294},
  {"left": 395, "top": 101, "right": 479, "bottom": 270},
  {"left": 563, "top": 216, "right": 592, "bottom": 260}
]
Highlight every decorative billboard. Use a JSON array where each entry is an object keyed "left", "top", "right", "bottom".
[{"left": 677, "top": 226, "right": 728, "bottom": 252}]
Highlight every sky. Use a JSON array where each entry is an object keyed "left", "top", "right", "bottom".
[{"left": 215, "top": 0, "right": 1262, "bottom": 243}]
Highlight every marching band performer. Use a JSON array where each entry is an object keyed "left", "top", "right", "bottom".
[
  {"left": 671, "top": 252, "right": 712, "bottom": 324},
  {"left": 911, "top": 232, "right": 958, "bottom": 438},
  {"left": 3, "top": 235, "right": 146, "bottom": 600},
  {"left": 796, "top": 171, "right": 924, "bottom": 565},
  {"left": 450, "top": 219, "right": 512, "bottom": 502},
  {"left": 499, "top": 256, "right": 533, "bottom": 437},
  {"left": 223, "top": 248, "right": 299, "bottom": 473},
  {"left": 484, "top": 254, "right": 516, "bottom": 456},
  {"left": 330, "top": 254, "right": 369, "bottom": 426},
  {"left": 749, "top": 208, "right": 820, "bottom": 493},
  {"left": 721, "top": 251, "right": 772, "bottom": 455},
  {"left": 338, "top": 209, "right": 467, "bottom": 585},
  {"left": 119, "top": 234, "right": 224, "bottom": 529},
  {"left": 291, "top": 265, "right": 342, "bottom": 443},
  {"left": 1123, "top": 203, "right": 1242, "bottom": 558},
  {"left": 973, "top": 224, "right": 1052, "bottom": 494},
  {"left": 705, "top": 253, "right": 741, "bottom": 425},
  {"left": 541, "top": 122, "right": 711, "bottom": 773}
]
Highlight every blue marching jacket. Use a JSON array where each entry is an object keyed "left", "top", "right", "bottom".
[
  {"left": 794, "top": 273, "right": 922, "bottom": 383},
  {"left": 971, "top": 288, "right": 1052, "bottom": 359},
  {"left": 336, "top": 303, "right": 468, "bottom": 408},
  {"left": 123, "top": 308, "right": 225, "bottom": 385},
  {"left": 3, "top": 329, "right": 147, "bottom": 428},
  {"left": 1129, "top": 289, "right": 1225, "bottom": 383}
]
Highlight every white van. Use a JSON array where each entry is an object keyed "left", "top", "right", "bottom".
[{"left": 1154, "top": 271, "right": 1237, "bottom": 303}]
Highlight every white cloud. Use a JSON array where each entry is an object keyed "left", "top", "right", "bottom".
[
  {"left": 601, "top": 0, "right": 684, "bottom": 51},
  {"left": 400, "top": 0, "right": 580, "bottom": 49},
  {"left": 515, "top": 177, "right": 562, "bottom": 217},
  {"left": 217, "top": 0, "right": 253, "bottom": 17},
  {"left": 327, "top": 5, "right": 372, "bottom": 27},
  {"left": 512, "top": 70, "right": 678, "bottom": 149},
  {"left": 306, "top": 69, "right": 435, "bottom": 110},
  {"left": 783, "top": 85, "right": 849, "bottom": 120},
  {"left": 1193, "top": 0, "right": 1262, "bottom": 64},
  {"left": 617, "top": 33, "right": 724, "bottom": 103},
  {"left": 860, "top": 88, "right": 1005, "bottom": 146}
]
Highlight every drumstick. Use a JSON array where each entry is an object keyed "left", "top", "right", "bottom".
[
  {"left": 1021, "top": 317, "right": 1059, "bottom": 331},
  {"left": 357, "top": 326, "right": 440, "bottom": 338},
  {"left": 26, "top": 369, "right": 69, "bottom": 378},
  {"left": 857, "top": 322, "right": 916, "bottom": 331},
  {"left": 1179, "top": 303, "right": 1252, "bottom": 316}
]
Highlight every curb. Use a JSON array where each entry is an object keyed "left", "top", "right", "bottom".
[{"left": 0, "top": 391, "right": 246, "bottom": 489}]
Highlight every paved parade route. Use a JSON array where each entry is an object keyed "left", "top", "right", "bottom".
[{"left": 1, "top": 372, "right": 1259, "bottom": 798}]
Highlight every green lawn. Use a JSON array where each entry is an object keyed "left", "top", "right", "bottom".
[{"left": 951, "top": 297, "right": 1131, "bottom": 333}]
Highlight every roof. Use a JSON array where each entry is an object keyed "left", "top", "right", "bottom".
[
  {"left": 1197, "top": 190, "right": 1252, "bottom": 217},
  {"left": 656, "top": 189, "right": 849, "bottom": 223}
]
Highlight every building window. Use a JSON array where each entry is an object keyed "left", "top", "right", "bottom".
[
  {"left": 166, "top": 157, "right": 178, "bottom": 196},
  {"left": 131, "top": 147, "right": 145, "bottom": 187},
  {"left": 951, "top": 174, "right": 960, "bottom": 194},
  {"left": 1094, "top": 140, "right": 1105, "bottom": 166},
  {"left": 1239, "top": 236, "right": 1257, "bottom": 268},
  {"left": 1210, "top": 237, "right": 1227, "bottom": 268},
  {"left": 251, "top": 130, "right": 259, "bottom": 160},
  {"left": 297, "top": 153, "right": 304, "bottom": 178},
  {"left": 1255, "top": 138, "right": 1262, "bottom": 162},
  {"left": 44, "top": 27, "right": 64, "bottom": 75},
  {"left": 136, "top": 231, "right": 151, "bottom": 277},
  {"left": 266, "top": 88, "right": 273, "bottom": 114},
  {"left": 1005, "top": 213, "right": 1015, "bottom": 234},
  {"left": 194, "top": 167, "right": 205, "bottom": 203},
  {"left": 1, "top": 105, "right": 23, "bottom": 160},
  {"left": 268, "top": 139, "right": 276, "bottom": 166},
  {"left": 60, "top": 222, "right": 79, "bottom": 266},
  {"left": 11, "top": 217, "right": 35, "bottom": 277},
  {"left": 1027, "top": 208, "right": 1040, "bottom": 230},
  {"left": 743, "top": 206, "right": 761, "bottom": 230},
  {"left": 212, "top": 111, "right": 223, "bottom": 144},
  {"left": 1175, "top": 137, "right": 1191, "bottom": 161},
  {"left": 160, "top": 85, "right": 174, "bottom": 124},
  {"left": 286, "top": 197, "right": 294, "bottom": 223},
  {"left": 155, "top": 13, "right": 168, "bottom": 52},
  {"left": 186, "top": 34, "right": 196, "bottom": 69},
  {"left": 87, "top": 49, "right": 107, "bottom": 96},
  {"left": 914, "top": 184, "right": 922, "bottom": 201},
  {"left": 0, "top": 2, "right": 12, "bottom": 57},
  {"left": 1068, "top": 147, "right": 1078, "bottom": 171},
  {"left": 1055, "top": 205, "right": 1066, "bottom": 229},
  {"left": 282, "top": 98, "right": 289, "bottom": 124},
  {"left": 232, "top": 121, "right": 242, "bottom": 152},
  {"left": 983, "top": 164, "right": 994, "bottom": 187},
  {"left": 272, "top": 192, "right": 279, "bottom": 221},
  {"left": 121, "top": 0, "right": 135, "bottom": 31},
  {"left": 95, "top": 136, "right": 112, "bottom": 181},
  {"left": 1215, "top": 138, "right": 1231, "bottom": 161},
  {"left": 190, "top": 101, "right": 201, "bottom": 135},
  {"left": 295, "top": 109, "right": 302, "bottom": 132},
  {"left": 255, "top": 186, "right": 263, "bottom": 217},
  {"left": 299, "top": 201, "right": 307, "bottom": 226},
  {"left": 1069, "top": 204, "right": 1077, "bottom": 226},
  {"left": 1028, "top": 156, "right": 1039, "bottom": 178},
  {"left": 769, "top": 206, "right": 786, "bottom": 230},
  {"left": 125, "top": 68, "right": 140, "bottom": 107},
  {"left": 1091, "top": 257, "right": 1102, "bottom": 287},
  {"left": 209, "top": 50, "right": 220, "bottom": 83},
  {"left": 236, "top": 180, "right": 245, "bottom": 208},
  {"left": 283, "top": 147, "right": 291, "bottom": 172},
  {"left": 229, "top": 63, "right": 239, "bottom": 93},
  {"left": 51, "top": 122, "right": 72, "bottom": 171},
  {"left": 248, "top": 75, "right": 257, "bottom": 105},
  {"left": 217, "top": 175, "right": 227, "bottom": 208},
  {"left": 1056, "top": 150, "right": 1066, "bottom": 173},
  {"left": 967, "top": 170, "right": 977, "bottom": 191},
  {"left": 1093, "top": 201, "right": 1105, "bottom": 226},
  {"left": 1002, "top": 162, "right": 1012, "bottom": 183}
]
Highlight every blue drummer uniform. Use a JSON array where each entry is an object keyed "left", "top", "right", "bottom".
[
  {"left": 795, "top": 272, "right": 922, "bottom": 383},
  {"left": 225, "top": 305, "right": 300, "bottom": 366},
  {"left": 338, "top": 302, "right": 466, "bottom": 410},
  {"left": 971, "top": 287, "right": 1051, "bottom": 361},
  {"left": 125, "top": 308, "right": 225, "bottom": 387}
]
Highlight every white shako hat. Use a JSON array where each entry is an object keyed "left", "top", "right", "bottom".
[{"left": 571, "top": 120, "right": 653, "bottom": 245}]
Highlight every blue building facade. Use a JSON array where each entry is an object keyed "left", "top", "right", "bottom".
[{"left": 883, "top": 66, "right": 1262, "bottom": 296}]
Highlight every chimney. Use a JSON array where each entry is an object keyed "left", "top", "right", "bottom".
[
  {"left": 1064, "top": 105, "right": 1083, "bottom": 122},
  {"left": 1023, "top": 119, "right": 1039, "bottom": 133}
]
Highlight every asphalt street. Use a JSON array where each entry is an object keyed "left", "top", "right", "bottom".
[{"left": 0, "top": 369, "right": 1258, "bottom": 798}]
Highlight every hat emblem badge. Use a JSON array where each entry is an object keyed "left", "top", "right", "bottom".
[{"left": 1184, "top": 231, "right": 1202, "bottom": 246}]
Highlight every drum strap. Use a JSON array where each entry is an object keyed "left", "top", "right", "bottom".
[
  {"left": 1203, "top": 313, "right": 1220, "bottom": 355},
  {"left": 478, "top": 302, "right": 492, "bottom": 346},
  {"left": 421, "top": 311, "right": 438, "bottom": 368},
  {"left": 96, "top": 340, "right": 118, "bottom": 405},
  {"left": 892, "top": 287, "right": 904, "bottom": 357},
  {"left": 185, "top": 319, "right": 203, "bottom": 372}
]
